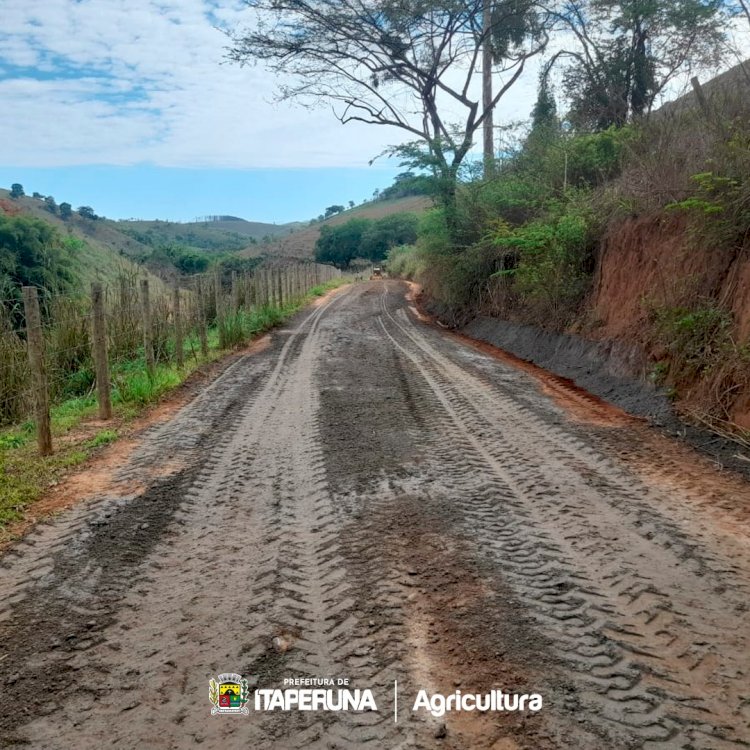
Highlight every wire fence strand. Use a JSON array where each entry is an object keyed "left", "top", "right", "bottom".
[{"left": 1, "top": 264, "right": 343, "bottom": 449}]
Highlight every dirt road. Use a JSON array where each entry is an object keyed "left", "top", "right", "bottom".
[{"left": 1, "top": 281, "right": 749, "bottom": 749}]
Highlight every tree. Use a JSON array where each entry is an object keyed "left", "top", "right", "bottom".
[
  {"left": 523, "top": 70, "right": 561, "bottom": 157},
  {"left": 315, "top": 218, "right": 373, "bottom": 267},
  {"left": 482, "top": 0, "right": 543, "bottom": 175},
  {"left": 77, "top": 206, "right": 97, "bottom": 220},
  {"left": 10, "top": 184, "right": 24, "bottom": 199},
  {"left": 733, "top": 0, "right": 750, "bottom": 27},
  {"left": 59, "top": 202, "right": 73, "bottom": 220},
  {"left": 227, "top": 0, "right": 550, "bottom": 234},
  {"left": 324, "top": 205, "right": 345, "bottom": 218},
  {"left": 0, "top": 214, "right": 75, "bottom": 292},
  {"left": 552, "top": 0, "right": 726, "bottom": 130},
  {"left": 360, "top": 213, "right": 419, "bottom": 260},
  {"left": 44, "top": 196, "right": 58, "bottom": 215},
  {"left": 348, "top": 200, "right": 355, "bottom": 209},
  {"left": 314, "top": 214, "right": 418, "bottom": 266},
  {"left": 531, "top": 72, "right": 558, "bottom": 132},
  {"left": 32, "top": 192, "right": 43, "bottom": 199}
]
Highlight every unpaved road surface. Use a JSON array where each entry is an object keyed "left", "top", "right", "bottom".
[{"left": 1, "top": 281, "right": 749, "bottom": 749}]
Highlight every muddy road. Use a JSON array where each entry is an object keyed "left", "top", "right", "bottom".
[{"left": 1, "top": 281, "right": 749, "bottom": 749}]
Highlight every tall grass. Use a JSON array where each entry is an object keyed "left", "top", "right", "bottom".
[{"left": 0, "top": 307, "right": 29, "bottom": 424}]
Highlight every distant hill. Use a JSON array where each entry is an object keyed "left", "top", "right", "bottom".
[
  {"left": 241, "top": 195, "right": 432, "bottom": 260},
  {"left": 0, "top": 187, "right": 431, "bottom": 293},
  {"left": 114, "top": 216, "right": 303, "bottom": 254},
  {"left": 0, "top": 189, "right": 163, "bottom": 292}
]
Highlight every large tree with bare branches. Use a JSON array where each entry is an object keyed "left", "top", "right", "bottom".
[{"left": 227, "top": 0, "right": 549, "bottom": 230}]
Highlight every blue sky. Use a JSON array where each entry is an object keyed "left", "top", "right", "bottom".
[{"left": 0, "top": 165, "right": 402, "bottom": 224}]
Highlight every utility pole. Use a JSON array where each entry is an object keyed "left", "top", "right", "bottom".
[{"left": 482, "top": 0, "right": 494, "bottom": 179}]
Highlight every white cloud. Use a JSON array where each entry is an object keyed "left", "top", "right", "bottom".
[
  {"left": 0, "top": 0, "right": 412, "bottom": 168},
  {"left": 3, "top": 1, "right": 744, "bottom": 170},
  {"left": 0, "top": 0, "right": 550, "bottom": 169}
]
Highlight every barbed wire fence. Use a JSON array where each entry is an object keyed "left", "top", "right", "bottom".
[{"left": 1, "top": 261, "right": 342, "bottom": 455}]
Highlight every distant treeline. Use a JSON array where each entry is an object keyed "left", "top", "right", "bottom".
[
  {"left": 314, "top": 213, "right": 418, "bottom": 268},
  {"left": 193, "top": 215, "right": 245, "bottom": 223}
]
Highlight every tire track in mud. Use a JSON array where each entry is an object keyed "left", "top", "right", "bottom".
[
  {"left": 318, "top": 285, "right": 594, "bottom": 749},
  {"left": 0, "top": 289, "right": 363, "bottom": 748},
  {"left": 376, "top": 284, "right": 750, "bottom": 748}
]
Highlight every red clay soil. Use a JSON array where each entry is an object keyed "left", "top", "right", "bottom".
[
  {"left": 0, "top": 198, "right": 23, "bottom": 216},
  {"left": 591, "top": 214, "right": 750, "bottom": 428}
]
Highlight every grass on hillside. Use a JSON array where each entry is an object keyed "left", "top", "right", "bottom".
[{"left": 0, "top": 278, "right": 349, "bottom": 534}]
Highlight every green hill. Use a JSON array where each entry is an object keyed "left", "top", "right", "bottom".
[
  {"left": 0, "top": 190, "right": 164, "bottom": 295},
  {"left": 241, "top": 195, "right": 432, "bottom": 260},
  {"left": 113, "top": 216, "right": 303, "bottom": 255}
]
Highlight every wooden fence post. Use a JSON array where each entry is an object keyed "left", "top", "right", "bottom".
[
  {"left": 268, "top": 268, "right": 274, "bottom": 306},
  {"left": 140, "top": 279, "right": 155, "bottom": 377},
  {"left": 215, "top": 268, "right": 227, "bottom": 348},
  {"left": 22, "top": 286, "right": 52, "bottom": 455},
  {"left": 253, "top": 272, "right": 261, "bottom": 308},
  {"left": 231, "top": 271, "right": 240, "bottom": 314},
  {"left": 173, "top": 285, "right": 184, "bottom": 368},
  {"left": 91, "top": 282, "right": 112, "bottom": 420},
  {"left": 244, "top": 272, "right": 253, "bottom": 308},
  {"left": 265, "top": 268, "right": 272, "bottom": 306},
  {"left": 268, "top": 268, "right": 276, "bottom": 307},
  {"left": 196, "top": 276, "right": 208, "bottom": 358}
]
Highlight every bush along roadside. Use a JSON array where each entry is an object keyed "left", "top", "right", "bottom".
[
  {"left": 388, "top": 78, "right": 750, "bottom": 441},
  {"left": 0, "top": 273, "right": 347, "bottom": 533}
]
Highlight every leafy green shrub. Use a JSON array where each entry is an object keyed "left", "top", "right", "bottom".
[
  {"left": 666, "top": 171, "right": 750, "bottom": 248},
  {"left": 457, "top": 174, "right": 544, "bottom": 233},
  {"left": 490, "top": 205, "right": 593, "bottom": 325},
  {"left": 652, "top": 304, "right": 732, "bottom": 381},
  {"left": 386, "top": 244, "right": 424, "bottom": 280},
  {"left": 0, "top": 214, "right": 75, "bottom": 296},
  {"left": 564, "top": 126, "right": 635, "bottom": 187}
]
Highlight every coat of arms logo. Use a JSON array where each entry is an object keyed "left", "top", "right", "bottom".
[{"left": 209, "top": 673, "right": 250, "bottom": 715}]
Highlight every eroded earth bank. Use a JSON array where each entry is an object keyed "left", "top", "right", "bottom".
[{"left": 1, "top": 280, "right": 748, "bottom": 749}]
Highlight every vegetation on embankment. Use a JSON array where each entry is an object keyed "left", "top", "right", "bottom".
[
  {"left": 389, "top": 67, "right": 750, "bottom": 438},
  {"left": 0, "top": 277, "right": 348, "bottom": 533}
]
